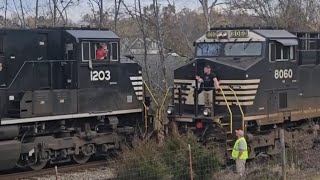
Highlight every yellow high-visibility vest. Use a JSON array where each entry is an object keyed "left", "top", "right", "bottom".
[{"left": 232, "top": 137, "right": 248, "bottom": 160}]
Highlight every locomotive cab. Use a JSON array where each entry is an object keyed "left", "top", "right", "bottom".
[{"left": 167, "top": 27, "right": 309, "bottom": 159}]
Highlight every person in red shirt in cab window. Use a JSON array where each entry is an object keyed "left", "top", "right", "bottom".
[{"left": 96, "top": 44, "right": 108, "bottom": 60}]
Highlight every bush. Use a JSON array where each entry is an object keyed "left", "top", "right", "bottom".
[{"left": 116, "top": 134, "right": 222, "bottom": 180}]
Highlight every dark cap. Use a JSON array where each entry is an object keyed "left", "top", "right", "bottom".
[{"left": 204, "top": 64, "right": 211, "bottom": 68}]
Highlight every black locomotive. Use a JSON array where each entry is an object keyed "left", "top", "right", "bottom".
[
  {"left": 167, "top": 27, "right": 320, "bottom": 159},
  {"left": 0, "top": 27, "right": 145, "bottom": 170}
]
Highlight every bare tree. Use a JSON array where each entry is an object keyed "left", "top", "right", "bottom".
[
  {"left": 114, "top": 0, "right": 123, "bottom": 32},
  {"left": 13, "top": 0, "right": 23, "bottom": 27},
  {"left": 228, "top": 0, "right": 320, "bottom": 30},
  {"left": 198, "top": 0, "right": 225, "bottom": 30},
  {"left": 88, "top": 0, "right": 104, "bottom": 27},
  {"left": 152, "top": 0, "right": 167, "bottom": 88},
  {"left": 19, "top": 0, "right": 25, "bottom": 27},
  {"left": 122, "top": 0, "right": 151, "bottom": 84}
]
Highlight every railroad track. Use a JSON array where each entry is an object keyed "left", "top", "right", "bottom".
[{"left": 0, "top": 160, "right": 110, "bottom": 180}]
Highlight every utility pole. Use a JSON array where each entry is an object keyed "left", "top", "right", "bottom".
[
  {"left": 4, "top": 0, "right": 7, "bottom": 28},
  {"left": 53, "top": 0, "right": 57, "bottom": 26},
  {"left": 99, "top": 0, "right": 103, "bottom": 27},
  {"left": 35, "top": 0, "right": 39, "bottom": 27}
]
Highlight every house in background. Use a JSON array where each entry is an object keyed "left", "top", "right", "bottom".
[{"left": 121, "top": 37, "right": 179, "bottom": 56}]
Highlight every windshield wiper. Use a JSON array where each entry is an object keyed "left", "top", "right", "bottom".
[
  {"left": 229, "top": 38, "right": 238, "bottom": 50},
  {"left": 244, "top": 38, "right": 253, "bottom": 50}
]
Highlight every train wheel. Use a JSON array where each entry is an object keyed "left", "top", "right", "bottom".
[
  {"left": 29, "top": 159, "right": 48, "bottom": 170},
  {"left": 72, "top": 154, "right": 91, "bottom": 164}
]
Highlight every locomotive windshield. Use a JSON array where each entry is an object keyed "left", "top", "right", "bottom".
[
  {"left": 224, "top": 42, "right": 262, "bottom": 56},
  {"left": 196, "top": 42, "right": 263, "bottom": 57},
  {"left": 196, "top": 43, "right": 222, "bottom": 57}
]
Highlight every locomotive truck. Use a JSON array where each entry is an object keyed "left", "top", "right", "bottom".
[
  {"left": 167, "top": 27, "right": 320, "bottom": 159},
  {"left": 0, "top": 27, "right": 147, "bottom": 170}
]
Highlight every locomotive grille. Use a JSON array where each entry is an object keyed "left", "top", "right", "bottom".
[
  {"left": 173, "top": 79, "right": 260, "bottom": 106},
  {"left": 130, "top": 76, "right": 143, "bottom": 100}
]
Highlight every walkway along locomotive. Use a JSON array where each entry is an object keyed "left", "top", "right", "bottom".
[
  {"left": 167, "top": 27, "right": 320, "bottom": 159},
  {"left": 0, "top": 27, "right": 148, "bottom": 170}
]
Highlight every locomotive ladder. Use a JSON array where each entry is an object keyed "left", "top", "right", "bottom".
[{"left": 218, "top": 87, "right": 245, "bottom": 157}]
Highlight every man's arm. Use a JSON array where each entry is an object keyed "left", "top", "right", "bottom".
[
  {"left": 213, "top": 78, "right": 220, "bottom": 90},
  {"left": 196, "top": 76, "right": 203, "bottom": 83},
  {"left": 238, "top": 141, "right": 245, "bottom": 159}
]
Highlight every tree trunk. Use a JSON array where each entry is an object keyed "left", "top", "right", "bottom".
[
  {"left": 200, "top": 0, "right": 211, "bottom": 30},
  {"left": 153, "top": 0, "right": 167, "bottom": 144},
  {"left": 35, "top": 0, "right": 39, "bottom": 27},
  {"left": 19, "top": 0, "right": 25, "bottom": 28}
]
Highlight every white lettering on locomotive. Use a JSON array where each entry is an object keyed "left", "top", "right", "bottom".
[
  {"left": 274, "top": 69, "right": 293, "bottom": 79},
  {"left": 90, "top": 70, "right": 111, "bottom": 81}
]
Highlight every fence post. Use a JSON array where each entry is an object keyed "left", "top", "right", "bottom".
[
  {"left": 188, "top": 144, "right": 193, "bottom": 180},
  {"left": 55, "top": 166, "right": 58, "bottom": 180},
  {"left": 280, "top": 128, "right": 286, "bottom": 180}
]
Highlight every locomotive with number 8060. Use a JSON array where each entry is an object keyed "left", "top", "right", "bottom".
[{"left": 167, "top": 27, "right": 320, "bottom": 159}]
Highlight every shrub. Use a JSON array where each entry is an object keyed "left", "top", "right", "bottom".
[{"left": 116, "top": 134, "right": 222, "bottom": 180}]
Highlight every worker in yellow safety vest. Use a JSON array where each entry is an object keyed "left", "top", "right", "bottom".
[{"left": 232, "top": 129, "right": 248, "bottom": 177}]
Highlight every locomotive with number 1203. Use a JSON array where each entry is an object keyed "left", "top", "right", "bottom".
[{"left": 0, "top": 27, "right": 147, "bottom": 170}]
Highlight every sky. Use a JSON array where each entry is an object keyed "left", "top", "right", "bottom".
[
  {"left": 1, "top": 0, "right": 228, "bottom": 23},
  {"left": 69, "top": 0, "right": 202, "bottom": 22},
  {"left": 1, "top": 0, "right": 204, "bottom": 23}
]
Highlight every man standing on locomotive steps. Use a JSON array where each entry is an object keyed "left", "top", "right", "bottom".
[
  {"left": 232, "top": 129, "right": 248, "bottom": 177},
  {"left": 195, "top": 64, "right": 220, "bottom": 107}
]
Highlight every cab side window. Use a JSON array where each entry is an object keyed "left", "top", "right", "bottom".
[
  {"left": 110, "top": 42, "right": 118, "bottom": 61},
  {"left": 269, "top": 42, "right": 295, "bottom": 62},
  {"left": 81, "top": 41, "right": 119, "bottom": 62},
  {"left": 82, "top": 42, "right": 90, "bottom": 62}
]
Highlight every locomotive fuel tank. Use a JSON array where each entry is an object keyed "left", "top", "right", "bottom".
[
  {"left": 0, "top": 125, "right": 19, "bottom": 140},
  {"left": 0, "top": 140, "right": 21, "bottom": 170}
]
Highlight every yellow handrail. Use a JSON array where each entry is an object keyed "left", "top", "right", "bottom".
[
  {"left": 143, "top": 80, "right": 159, "bottom": 106},
  {"left": 228, "top": 87, "right": 245, "bottom": 130},
  {"left": 142, "top": 102, "right": 148, "bottom": 132},
  {"left": 219, "top": 87, "right": 233, "bottom": 133},
  {"left": 159, "top": 88, "right": 170, "bottom": 123}
]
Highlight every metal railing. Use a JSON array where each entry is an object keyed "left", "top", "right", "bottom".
[
  {"left": 218, "top": 87, "right": 233, "bottom": 133},
  {"left": 228, "top": 87, "right": 245, "bottom": 130},
  {"left": 142, "top": 80, "right": 170, "bottom": 132}
]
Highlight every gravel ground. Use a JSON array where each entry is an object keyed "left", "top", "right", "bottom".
[{"left": 25, "top": 166, "right": 115, "bottom": 180}]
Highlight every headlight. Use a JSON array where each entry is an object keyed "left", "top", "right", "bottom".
[
  {"left": 167, "top": 108, "right": 173, "bottom": 115},
  {"left": 222, "top": 31, "right": 228, "bottom": 37},
  {"left": 203, "top": 108, "right": 210, "bottom": 116}
]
